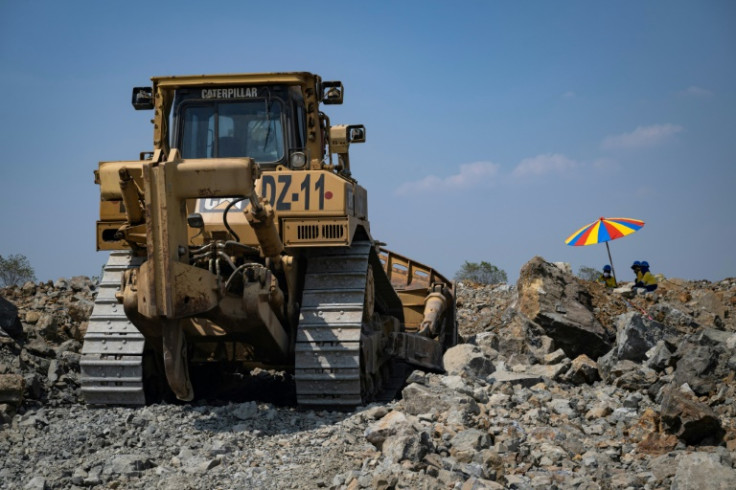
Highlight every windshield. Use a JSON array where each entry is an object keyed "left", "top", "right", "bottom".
[{"left": 179, "top": 100, "right": 284, "bottom": 163}]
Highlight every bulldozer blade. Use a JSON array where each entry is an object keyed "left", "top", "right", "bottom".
[{"left": 389, "top": 332, "right": 444, "bottom": 372}]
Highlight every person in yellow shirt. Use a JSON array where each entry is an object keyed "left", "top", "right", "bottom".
[
  {"left": 634, "top": 260, "right": 658, "bottom": 292},
  {"left": 631, "top": 261, "right": 643, "bottom": 283},
  {"left": 596, "top": 264, "right": 617, "bottom": 288}
]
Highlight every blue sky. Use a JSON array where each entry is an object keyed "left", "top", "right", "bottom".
[{"left": 1, "top": 1, "right": 734, "bottom": 284}]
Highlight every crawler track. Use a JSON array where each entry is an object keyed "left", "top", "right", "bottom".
[
  {"left": 80, "top": 252, "right": 146, "bottom": 405},
  {"left": 294, "top": 242, "right": 404, "bottom": 407}
]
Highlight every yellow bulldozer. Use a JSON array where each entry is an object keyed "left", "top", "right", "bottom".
[{"left": 81, "top": 72, "right": 456, "bottom": 407}]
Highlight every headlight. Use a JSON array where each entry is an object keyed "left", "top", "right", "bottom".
[{"left": 290, "top": 151, "right": 307, "bottom": 169}]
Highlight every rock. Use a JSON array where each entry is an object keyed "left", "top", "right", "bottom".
[
  {"left": 625, "top": 408, "right": 676, "bottom": 452},
  {"left": 504, "top": 474, "right": 531, "bottom": 488},
  {"left": 449, "top": 429, "right": 492, "bottom": 462},
  {"left": 585, "top": 403, "right": 613, "bottom": 420},
  {"left": 552, "top": 262, "right": 572, "bottom": 274},
  {"left": 488, "top": 370, "right": 545, "bottom": 388},
  {"left": 440, "top": 375, "right": 473, "bottom": 395},
  {"left": 494, "top": 311, "right": 535, "bottom": 357},
  {"left": 68, "top": 300, "right": 93, "bottom": 323},
  {"left": 0, "top": 373, "right": 25, "bottom": 406},
  {"left": 529, "top": 335, "right": 556, "bottom": 358},
  {"left": 692, "top": 290, "right": 728, "bottom": 323},
  {"left": 671, "top": 452, "right": 736, "bottom": 490},
  {"left": 400, "top": 382, "right": 479, "bottom": 422},
  {"left": 614, "top": 364, "right": 658, "bottom": 391},
  {"left": 71, "top": 468, "right": 87, "bottom": 485},
  {"left": 542, "top": 348, "right": 567, "bottom": 364},
  {"left": 597, "top": 354, "right": 636, "bottom": 384},
  {"left": 646, "top": 340, "right": 674, "bottom": 371},
  {"left": 82, "top": 465, "right": 102, "bottom": 486},
  {"left": 526, "top": 362, "right": 569, "bottom": 381},
  {"left": 24, "top": 311, "right": 41, "bottom": 324},
  {"left": 104, "top": 453, "right": 152, "bottom": 476},
  {"left": 231, "top": 401, "right": 258, "bottom": 420},
  {"left": 474, "top": 332, "right": 500, "bottom": 354},
  {"left": 70, "top": 321, "right": 88, "bottom": 341},
  {"left": 363, "top": 405, "right": 390, "bottom": 420},
  {"left": 623, "top": 392, "right": 642, "bottom": 409},
  {"left": 381, "top": 431, "right": 432, "bottom": 464},
  {"left": 46, "top": 359, "right": 61, "bottom": 385},
  {"left": 35, "top": 314, "right": 58, "bottom": 340},
  {"left": 648, "top": 303, "right": 698, "bottom": 329},
  {"left": 0, "top": 296, "right": 23, "bottom": 338},
  {"left": 517, "top": 256, "right": 613, "bottom": 359},
  {"left": 549, "top": 398, "right": 574, "bottom": 417},
  {"left": 53, "top": 278, "right": 68, "bottom": 290},
  {"left": 443, "top": 344, "right": 495, "bottom": 377},
  {"left": 23, "top": 476, "right": 47, "bottom": 490},
  {"left": 613, "top": 312, "right": 673, "bottom": 362},
  {"left": 25, "top": 338, "right": 54, "bottom": 358},
  {"left": 564, "top": 354, "right": 600, "bottom": 385},
  {"left": 660, "top": 388, "right": 723, "bottom": 445},
  {"left": 365, "top": 410, "right": 412, "bottom": 449},
  {"left": 69, "top": 276, "right": 92, "bottom": 292},
  {"left": 672, "top": 328, "right": 734, "bottom": 397},
  {"left": 461, "top": 476, "right": 503, "bottom": 489}
]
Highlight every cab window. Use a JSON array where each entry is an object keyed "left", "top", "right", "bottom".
[{"left": 179, "top": 100, "right": 284, "bottom": 163}]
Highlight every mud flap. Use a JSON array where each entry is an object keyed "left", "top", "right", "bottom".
[{"left": 389, "top": 332, "right": 444, "bottom": 372}]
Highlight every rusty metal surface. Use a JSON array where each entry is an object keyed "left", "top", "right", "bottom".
[
  {"left": 389, "top": 332, "right": 444, "bottom": 372},
  {"left": 162, "top": 319, "right": 194, "bottom": 401}
]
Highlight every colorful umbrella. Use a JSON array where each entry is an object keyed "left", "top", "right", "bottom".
[{"left": 565, "top": 217, "right": 645, "bottom": 284}]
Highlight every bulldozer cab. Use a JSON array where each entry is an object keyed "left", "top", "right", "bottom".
[
  {"left": 131, "top": 73, "right": 345, "bottom": 172},
  {"left": 171, "top": 85, "right": 303, "bottom": 166}
]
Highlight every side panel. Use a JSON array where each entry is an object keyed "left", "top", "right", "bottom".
[{"left": 195, "top": 168, "right": 368, "bottom": 248}]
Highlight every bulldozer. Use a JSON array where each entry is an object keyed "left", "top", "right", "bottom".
[{"left": 80, "top": 72, "right": 457, "bottom": 407}]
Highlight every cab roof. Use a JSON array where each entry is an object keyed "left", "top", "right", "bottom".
[{"left": 151, "top": 72, "right": 320, "bottom": 89}]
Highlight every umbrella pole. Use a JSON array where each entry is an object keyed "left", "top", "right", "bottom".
[{"left": 605, "top": 241, "right": 618, "bottom": 286}]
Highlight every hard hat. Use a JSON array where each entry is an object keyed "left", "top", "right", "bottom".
[
  {"left": 631, "top": 261, "right": 641, "bottom": 269},
  {"left": 603, "top": 265, "right": 611, "bottom": 272},
  {"left": 640, "top": 261, "right": 649, "bottom": 268}
]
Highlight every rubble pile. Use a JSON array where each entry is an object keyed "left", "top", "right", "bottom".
[
  {"left": 0, "top": 276, "right": 95, "bottom": 422},
  {"left": 1, "top": 258, "right": 735, "bottom": 489}
]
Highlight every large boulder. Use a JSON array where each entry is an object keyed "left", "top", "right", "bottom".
[
  {"left": 597, "top": 352, "right": 658, "bottom": 391},
  {"left": 671, "top": 452, "right": 736, "bottom": 490},
  {"left": 0, "top": 296, "right": 23, "bottom": 338},
  {"left": 517, "top": 257, "right": 613, "bottom": 359},
  {"left": 0, "top": 373, "right": 25, "bottom": 423},
  {"left": 443, "top": 344, "right": 495, "bottom": 378},
  {"left": 612, "top": 312, "right": 675, "bottom": 362},
  {"left": 563, "top": 354, "right": 600, "bottom": 385},
  {"left": 671, "top": 328, "right": 736, "bottom": 397},
  {"left": 660, "top": 388, "right": 723, "bottom": 445},
  {"left": 365, "top": 410, "right": 415, "bottom": 450},
  {"left": 400, "top": 381, "right": 480, "bottom": 424}
]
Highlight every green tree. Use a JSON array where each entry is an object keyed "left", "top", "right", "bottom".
[
  {"left": 0, "top": 253, "right": 36, "bottom": 287},
  {"left": 577, "top": 266, "right": 600, "bottom": 282},
  {"left": 455, "top": 261, "right": 507, "bottom": 285}
]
